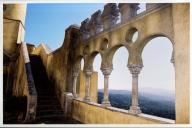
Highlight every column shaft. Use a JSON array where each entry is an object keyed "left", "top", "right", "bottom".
[
  {"left": 132, "top": 74, "right": 139, "bottom": 106},
  {"left": 101, "top": 67, "right": 112, "bottom": 107},
  {"left": 128, "top": 64, "right": 142, "bottom": 114},
  {"left": 84, "top": 71, "right": 92, "bottom": 102}
]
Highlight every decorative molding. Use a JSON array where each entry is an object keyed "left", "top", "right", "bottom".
[
  {"left": 101, "top": 67, "right": 113, "bottom": 76},
  {"left": 128, "top": 64, "right": 143, "bottom": 76}
]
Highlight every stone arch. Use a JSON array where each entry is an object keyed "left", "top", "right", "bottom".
[
  {"left": 140, "top": 34, "right": 174, "bottom": 54},
  {"left": 74, "top": 55, "right": 84, "bottom": 70},
  {"left": 88, "top": 51, "right": 103, "bottom": 71},
  {"left": 106, "top": 44, "right": 129, "bottom": 68},
  {"left": 139, "top": 36, "right": 175, "bottom": 119}
]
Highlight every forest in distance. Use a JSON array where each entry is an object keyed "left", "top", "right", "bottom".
[{"left": 98, "top": 89, "right": 175, "bottom": 120}]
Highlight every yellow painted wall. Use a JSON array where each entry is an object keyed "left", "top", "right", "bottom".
[
  {"left": 3, "top": 4, "right": 26, "bottom": 55},
  {"left": 172, "top": 3, "right": 190, "bottom": 124},
  {"left": 72, "top": 99, "right": 174, "bottom": 124}
]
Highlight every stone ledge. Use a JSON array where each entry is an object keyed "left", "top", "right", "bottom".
[{"left": 73, "top": 98, "right": 175, "bottom": 124}]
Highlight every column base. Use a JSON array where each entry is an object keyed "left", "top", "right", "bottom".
[
  {"left": 83, "top": 97, "right": 91, "bottom": 102},
  {"left": 101, "top": 100, "right": 111, "bottom": 107},
  {"left": 129, "top": 106, "right": 142, "bottom": 114}
]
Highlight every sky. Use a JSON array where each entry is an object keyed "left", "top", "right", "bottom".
[{"left": 25, "top": 3, "right": 175, "bottom": 93}]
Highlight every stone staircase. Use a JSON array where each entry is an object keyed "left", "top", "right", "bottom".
[{"left": 30, "top": 55, "right": 79, "bottom": 124}]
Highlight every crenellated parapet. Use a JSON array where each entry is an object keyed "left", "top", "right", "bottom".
[
  {"left": 118, "top": 3, "right": 140, "bottom": 22},
  {"left": 79, "top": 18, "right": 90, "bottom": 40},
  {"left": 89, "top": 10, "right": 103, "bottom": 36},
  {"left": 101, "top": 3, "right": 120, "bottom": 30},
  {"left": 78, "top": 3, "right": 171, "bottom": 42}
]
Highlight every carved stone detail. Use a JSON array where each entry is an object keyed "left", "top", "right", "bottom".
[
  {"left": 80, "top": 18, "right": 90, "bottom": 40},
  {"left": 128, "top": 64, "right": 143, "bottom": 77},
  {"left": 101, "top": 3, "right": 119, "bottom": 30},
  {"left": 89, "top": 10, "right": 103, "bottom": 36},
  {"left": 118, "top": 3, "right": 140, "bottom": 22}
]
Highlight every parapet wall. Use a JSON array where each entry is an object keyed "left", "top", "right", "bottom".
[{"left": 72, "top": 99, "right": 174, "bottom": 124}]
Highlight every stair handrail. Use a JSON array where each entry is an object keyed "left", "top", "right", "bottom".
[{"left": 21, "top": 42, "right": 37, "bottom": 122}]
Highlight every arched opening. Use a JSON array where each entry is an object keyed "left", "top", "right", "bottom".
[
  {"left": 92, "top": 53, "right": 103, "bottom": 104},
  {"left": 140, "top": 37, "right": 175, "bottom": 120},
  {"left": 106, "top": 46, "right": 131, "bottom": 110},
  {"left": 80, "top": 58, "right": 84, "bottom": 71},
  {"left": 126, "top": 27, "right": 139, "bottom": 44}
]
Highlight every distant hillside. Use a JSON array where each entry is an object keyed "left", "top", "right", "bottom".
[{"left": 98, "top": 89, "right": 175, "bottom": 120}]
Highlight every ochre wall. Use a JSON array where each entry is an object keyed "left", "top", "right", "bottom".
[
  {"left": 12, "top": 46, "right": 28, "bottom": 97},
  {"left": 172, "top": 3, "right": 190, "bottom": 124},
  {"left": 72, "top": 99, "right": 174, "bottom": 124},
  {"left": 3, "top": 4, "right": 26, "bottom": 55}
]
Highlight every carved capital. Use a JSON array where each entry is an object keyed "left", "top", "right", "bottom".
[
  {"left": 84, "top": 65, "right": 93, "bottom": 76},
  {"left": 73, "top": 67, "right": 80, "bottom": 77},
  {"left": 73, "top": 71, "right": 79, "bottom": 77},
  {"left": 128, "top": 64, "right": 143, "bottom": 76},
  {"left": 101, "top": 67, "right": 113, "bottom": 76}
]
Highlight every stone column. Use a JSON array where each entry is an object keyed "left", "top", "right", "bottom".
[
  {"left": 72, "top": 69, "right": 79, "bottom": 98},
  {"left": 83, "top": 69, "right": 93, "bottom": 102},
  {"left": 118, "top": 3, "right": 140, "bottom": 23},
  {"left": 101, "top": 67, "right": 113, "bottom": 107},
  {"left": 128, "top": 64, "right": 142, "bottom": 114}
]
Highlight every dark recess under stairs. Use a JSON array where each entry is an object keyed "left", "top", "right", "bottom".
[{"left": 30, "top": 55, "right": 80, "bottom": 124}]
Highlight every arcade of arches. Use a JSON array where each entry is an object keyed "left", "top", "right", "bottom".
[{"left": 3, "top": 3, "right": 189, "bottom": 124}]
